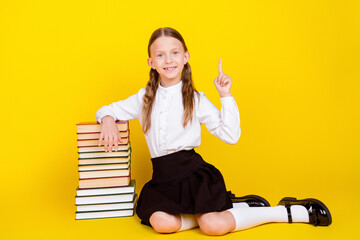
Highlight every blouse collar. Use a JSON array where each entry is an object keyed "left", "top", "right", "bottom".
[{"left": 158, "top": 80, "right": 182, "bottom": 94}]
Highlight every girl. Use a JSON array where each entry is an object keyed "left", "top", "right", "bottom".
[{"left": 96, "top": 27, "right": 331, "bottom": 235}]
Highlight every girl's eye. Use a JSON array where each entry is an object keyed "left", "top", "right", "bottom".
[
  {"left": 173, "top": 52, "right": 178, "bottom": 55},
  {"left": 157, "top": 54, "right": 163, "bottom": 57}
]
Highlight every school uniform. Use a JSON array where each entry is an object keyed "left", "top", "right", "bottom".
[{"left": 96, "top": 80, "right": 241, "bottom": 226}]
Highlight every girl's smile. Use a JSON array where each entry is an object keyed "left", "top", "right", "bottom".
[{"left": 163, "top": 66, "right": 177, "bottom": 72}]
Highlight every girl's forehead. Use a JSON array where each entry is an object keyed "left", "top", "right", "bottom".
[{"left": 150, "top": 36, "right": 184, "bottom": 52}]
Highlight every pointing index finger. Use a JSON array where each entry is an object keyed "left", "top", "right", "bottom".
[{"left": 218, "top": 58, "right": 223, "bottom": 75}]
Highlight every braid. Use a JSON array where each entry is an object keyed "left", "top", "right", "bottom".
[
  {"left": 141, "top": 68, "right": 159, "bottom": 134},
  {"left": 182, "top": 62, "right": 199, "bottom": 127}
]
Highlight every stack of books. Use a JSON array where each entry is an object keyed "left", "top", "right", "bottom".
[{"left": 75, "top": 121, "right": 137, "bottom": 220}]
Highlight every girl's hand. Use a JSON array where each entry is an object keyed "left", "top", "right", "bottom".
[
  {"left": 98, "top": 116, "right": 123, "bottom": 153},
  {"left": 214, "top": 58, "right": 232, "bottom": 97}
]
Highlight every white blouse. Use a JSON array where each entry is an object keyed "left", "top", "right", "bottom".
[{"left": 96, "top": 81, "right": 241, "bottom": 158}]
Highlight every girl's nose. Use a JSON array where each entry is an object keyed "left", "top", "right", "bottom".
[{"left": 165, "top": 54, "right": 173, "bottom": 63}]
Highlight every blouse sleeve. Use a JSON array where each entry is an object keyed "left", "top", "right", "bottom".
[
  {"left": 96, "top": 88, "right": 145, "bottom": 123},
  {"left": 196, "top": 92, "right": 241, "bottom": 144}
]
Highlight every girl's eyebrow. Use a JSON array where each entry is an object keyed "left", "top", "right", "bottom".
[{"left": 155, "top": 47, "right": 180, "bottom": 53}]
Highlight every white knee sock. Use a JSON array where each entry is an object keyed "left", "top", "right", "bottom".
[
  {"left": 232, "top": 202, "right": 250, "bottom": 208},
  {"left": 177, "top": 214, "right": 199, "bottom": 232},
  {"left": 226, "top": 205, "right": 309, "bottom": 232}
]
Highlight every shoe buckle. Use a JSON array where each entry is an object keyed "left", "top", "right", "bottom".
[{"left": 285, "top": 203, "right": 293, "bottom": 224}]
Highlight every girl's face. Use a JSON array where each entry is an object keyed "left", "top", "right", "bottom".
[{"left": 147, "top": 36, "right": 190, "bottom": 87}]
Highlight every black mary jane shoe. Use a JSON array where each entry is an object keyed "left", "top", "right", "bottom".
[
  {"left": 278, "top": 197, "right": 332, "bottom": 226},
  {"left": 228, "top": 192, "right": 270, "bottom": 207}
]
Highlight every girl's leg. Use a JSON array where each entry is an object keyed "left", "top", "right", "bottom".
[
  {"left": 196, "top": 206, "right": 309, "bottom": 236},
  {"left": 148, "top": 197, "right": 267, "bottom": 234},
  {"left": 149, "top": 211, "right": 181, "bottom": 233},
  {"left": 226, "top": 205, "right": 309, "bottom": 232},
  {"left": 196, "top": 211, "right": 236, "bottom": 236}
]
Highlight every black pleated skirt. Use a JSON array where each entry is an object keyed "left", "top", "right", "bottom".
[{"left": 135, "top": 149, "right": 233, "bottom": 226}]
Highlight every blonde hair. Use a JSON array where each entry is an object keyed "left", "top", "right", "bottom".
[{"left": 142, "top": 27, "right": 199, "bottom": 134}]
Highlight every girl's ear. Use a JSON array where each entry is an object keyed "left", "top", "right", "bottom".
[
  {"left": 147, "top": 58, "right": 155, "bottom": 69},
  {"left": 184, "top": 51, "right": 190, "bottom": 65}
]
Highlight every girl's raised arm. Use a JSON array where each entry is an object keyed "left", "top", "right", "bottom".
[{"left": 197, "top": 59, "right": 240, "bottom": 144}]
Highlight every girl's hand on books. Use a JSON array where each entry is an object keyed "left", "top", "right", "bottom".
[
  {"left": 214, "top": 58, "right": 232, "bottom": 98},
  {"left": 99, "top": 116, "right": 123, "bottom": 153}
]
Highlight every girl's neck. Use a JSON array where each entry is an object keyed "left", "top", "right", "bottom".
[{"left": 159, "top": 78, "right": 181, "bottom": 88}]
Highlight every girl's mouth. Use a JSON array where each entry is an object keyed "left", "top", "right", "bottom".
[{"left": 164, "top": 66, "right": 177, "bottom": 72}]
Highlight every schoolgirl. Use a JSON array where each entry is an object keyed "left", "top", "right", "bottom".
[{"left": 96, "top": 27, "right": 331, "bottom": 235}]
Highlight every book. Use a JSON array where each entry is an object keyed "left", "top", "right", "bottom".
[
  {"left": 75, "top": 209, "right": 134, "bottom": 220},
  {"left": 77, "top": 137, "right": 129, "bottom": 147},
  {"left": 78, "top": 149, "right": 130, "bottom": 159},
  {"left": 77, "top": 130, "right": 129, "bottom": 140},
  {"left": 76, "top": 194, "right": 138, "bottom": 212},
  {"left": 78, "top": 156, "right": 130, "bottom": 165},
  {"left": 76, "top": 193, "right": 134, "bottom": 205},
  {"left": 76, "top": 121, "right": 128, "bottom": 133},
  {"left": 78, "top": 143, "right": 130, "bottom": 153},
  {"left": 78, "top": 162, "right": 130, "bottom": 171},
  {"left": 79, "top": 176, "right": 130, "bottom": 189},
  {"left": 76, "top": 180, "right": 135, "bottom": 196},
  {"left": 79, "top": 169, "right": 130, "bottom": 179}
]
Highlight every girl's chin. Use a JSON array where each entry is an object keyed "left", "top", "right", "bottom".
[{"left": 160, "top": 72, "right": 180, "bottom": 80}]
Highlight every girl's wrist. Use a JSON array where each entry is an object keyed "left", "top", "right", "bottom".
[
  {"left": 219, "top": 92, "right": 232, "bottom": 98},
  {"left": 101, "top": 115, "right": 115, "bottom": 124}
]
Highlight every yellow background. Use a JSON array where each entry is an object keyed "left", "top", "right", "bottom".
[{"left": 1, "top": 0, "right": 359, "bottom": 239}]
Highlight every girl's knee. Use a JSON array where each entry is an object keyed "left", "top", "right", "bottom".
[
  {"left": 149, "top": 211, "right": 181, "bottom": 233},
  {"left": 196, "top": 212, "right": 231, "bottom": 236}
]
